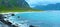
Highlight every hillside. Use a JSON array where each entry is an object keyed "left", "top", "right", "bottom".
[
  {"left": 0, "top": 0, "right": 41, "bottom": 13},
  {"left": 0, "top": 0, "right": 30, "bottom": 8},
  {"left": 0, "top": 6, "right": 41, "bottom": 13}
]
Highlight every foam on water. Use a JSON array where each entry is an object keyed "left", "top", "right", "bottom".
[{"left": 1, "top": 11, "right": 60, "bottom": 27}]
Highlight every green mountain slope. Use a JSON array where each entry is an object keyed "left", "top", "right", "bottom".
[
  {"left": 0, "top": 0, "right": 41, "bottom": 13},
  {"left": 0, "top": 0, "right": 30, "bottom": 8},
  {"left": 0, "top": 7, "right": 41, "bottom": 13}
]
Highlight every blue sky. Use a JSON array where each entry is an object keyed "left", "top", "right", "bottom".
[{"left": 25, "top": 0, "right": 60, "bottom": 7}]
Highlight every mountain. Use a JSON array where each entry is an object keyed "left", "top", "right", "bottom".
[
  {"left": 34, "top": 3, "right": 60, "bottom": 10},
  {"left": 0, "top": 0, "right": 41, "bottom": 12},
  {"left": 0, "top": 0, "right": 30, "bottom": 8}
]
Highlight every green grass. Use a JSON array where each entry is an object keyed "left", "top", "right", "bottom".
[{"left": 0, "top": 6, "right": 41, "bottom": 13}]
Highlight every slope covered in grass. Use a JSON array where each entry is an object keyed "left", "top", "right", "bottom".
[
  {"left": 0, "top": 6, "right": 41, "bottom": 13},
  {"left": 0, "top": 0, "right": 41, "bottom": 13}
]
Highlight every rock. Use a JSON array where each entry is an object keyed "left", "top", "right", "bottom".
[
  {"left": 0, "top": 14, "right": 17, "bottom": 27},
  {"left": 29, "top": 25, "right": 35, "bottom": 27},
  {"left": 11, "top": 14, "right": 15, "bottom": 16},
  {"left": 0, "top": 14, "right": 4, "bottom": 21}
]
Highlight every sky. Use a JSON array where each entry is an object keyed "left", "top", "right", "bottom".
[{"left": 25, "top": 0, "right": 60, "bottom": 7}]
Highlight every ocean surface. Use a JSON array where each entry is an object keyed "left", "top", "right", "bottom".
[{"left": 0, "top": 11, "right": 60, "bottom": 27}]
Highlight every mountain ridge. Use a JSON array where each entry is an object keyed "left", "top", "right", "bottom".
[
  {"left": 34, "top": 3, "right": 60, "bottom": 10},
  {"left": 0, "top": 0, "right": 30, "bottom": 8}
]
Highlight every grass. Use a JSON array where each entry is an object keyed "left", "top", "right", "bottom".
[{"left": 0, "top": 6, "right": 42, "bottom": 13}]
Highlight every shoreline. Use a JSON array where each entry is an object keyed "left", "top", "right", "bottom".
[{"left": 0, "top": 10, "right": 60, "bottom": 14}]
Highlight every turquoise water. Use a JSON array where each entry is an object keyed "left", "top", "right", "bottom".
[{"left": 6, "top": 11, "right": 60, "bottom": 27}]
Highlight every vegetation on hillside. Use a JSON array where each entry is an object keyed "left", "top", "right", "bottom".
[
  {"left": 0, "top": 6, "right": 41, "bottom": 13},
  {"left": 0, "top": 0, "right": 41, "bottom": 13}
]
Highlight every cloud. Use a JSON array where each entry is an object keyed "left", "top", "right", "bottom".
[{"left": 25, "top": 0, "right": 60, "bottom": 7}]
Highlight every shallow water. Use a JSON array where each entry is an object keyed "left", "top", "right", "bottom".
[{"left": 1, "top": 11, "right": 60, "bottom": 27}]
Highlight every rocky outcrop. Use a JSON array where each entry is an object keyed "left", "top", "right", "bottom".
[{"left": 0, "top": 14, "right": 17, "bottom": 27}]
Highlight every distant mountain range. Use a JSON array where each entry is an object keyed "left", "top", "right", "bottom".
[
  {"left": 34, "top": 3, "right": 60, "bottom": 10},
  {"left": 0, "top": 0, "right": 30, "bottom": 8}
]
